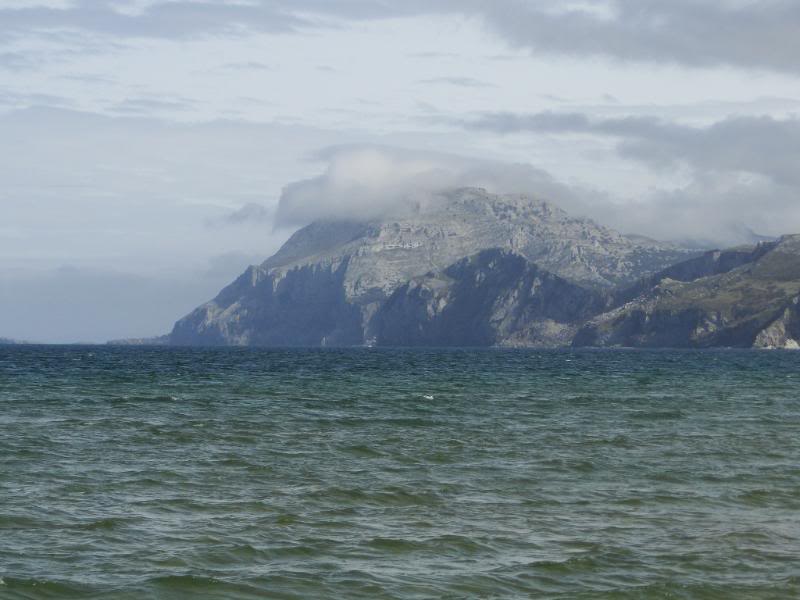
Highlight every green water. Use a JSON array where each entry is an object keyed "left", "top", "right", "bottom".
[{"left": 1, "top": 347, "right": 798, "bottom": 599}]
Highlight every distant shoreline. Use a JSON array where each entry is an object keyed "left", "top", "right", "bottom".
[{"left": 3, "top": 343, "right": 797, "bottom": 352}]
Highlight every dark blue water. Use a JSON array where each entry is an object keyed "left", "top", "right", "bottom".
[{"left": 1, "top": 346, "right": 799, "bottom": 599}]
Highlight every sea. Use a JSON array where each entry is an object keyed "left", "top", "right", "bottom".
[{"left": 1, "top": 346, "right": 798, "bottom": 599}]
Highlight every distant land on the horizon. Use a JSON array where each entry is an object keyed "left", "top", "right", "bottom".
[
  {"left": 102, "top": 187, "right": 800, "bottom": 351},
  {"left": 0, "top": 337, "right": 31, "bottom": 346}
]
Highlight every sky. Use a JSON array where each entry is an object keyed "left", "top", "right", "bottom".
[{"left": 1, "top": 0, "right": 799, "bottom": 342}]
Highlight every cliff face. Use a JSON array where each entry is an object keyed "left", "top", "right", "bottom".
[
  {"left": 170, "top": 259, "right": 364, "bottom": 347},
  {"left": 169, "top": 188, "right": 690, "bottom": 347},
  {"left": 574, "top": 235, "right": 800, "bottom": 349},
  {"left": 373, "top": 249, "right": 609, "bottom": 347}
]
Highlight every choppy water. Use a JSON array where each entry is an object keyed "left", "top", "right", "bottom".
[{"left": 1, "top": 346, "right": 799, "bottom": 599}]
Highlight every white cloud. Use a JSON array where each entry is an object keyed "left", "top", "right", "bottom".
[{"left": 274, "top": 145, "right": 595, "bottom": 226}]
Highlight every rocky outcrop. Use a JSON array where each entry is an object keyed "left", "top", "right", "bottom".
[
  {"left": 753, "top": 297, "right": 800, "bottom": 349},
  {"left": 168, "top": 188, "right": 692, "bottom": 347}
]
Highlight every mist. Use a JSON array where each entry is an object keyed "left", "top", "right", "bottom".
[{"left": 274, "top": 145, "right": 597, "bottom": 227}]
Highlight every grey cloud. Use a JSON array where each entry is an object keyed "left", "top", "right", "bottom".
[
  {"left": 459, "top": 111, "right": 800, "bottom": 187},
  {"left": 220, "top": 61, "right": 273, "bottom": 71},
  {"left": 0, "top": 1, "right": 305, "bottom": 39},
  {"left": 407, "top": 51, "right": 459, "bottom": 59},
  {"left": 569, "top": 96, "right": 800, "bottom": 120},
  {"left": 209, "top": 203, "right": 275, "bottom": 227},
  {"left": 2, "top": 1, "right": 799, "bottom": 74},
  {"left": 110, "top": 96, "right": 197, "bottom": 115},
  {"left": 604, "top": 175, "right": 800, "bottom": 248},
  {"left": 0, "top": 51, "right": 34, "bottom": 70},
  {"left": 455, "top": 108, "right": 800, "bottom": 242},
  {"left": 0, "top": 0, "right": 444, "bottom": 40},
  {"left": 471, "top": 0, "right": 800, "bottom": 75},
  {"left": 0, "top": 87, "right": 74, "bottom": 108},
  {"left": 59, "top": 73, "right": 117, "bottom": 85},
  {"left": 419, "top": 77, "right": 495, "bottom": 89}
]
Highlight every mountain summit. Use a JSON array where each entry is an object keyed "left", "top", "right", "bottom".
[{"left": 169, "top": 188, "right": 693, "bottom": 347}]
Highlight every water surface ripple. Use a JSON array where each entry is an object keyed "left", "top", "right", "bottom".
[{"left": 1, "top": 347, "right": 798, "bottom": 598}]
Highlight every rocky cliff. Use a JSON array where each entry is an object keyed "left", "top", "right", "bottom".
[
  {"left": 169, "top": 187, "right": 691, "bottom": 347},
  {"left": 372, "top": 249, "right": 609, "bottom": 347}
]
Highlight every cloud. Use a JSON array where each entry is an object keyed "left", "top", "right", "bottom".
[
  {"left": 457, "top": 111, "right": 800, "bottom": 187},
  {"left": 270, "top": 140, "right": 800, "bottom": 246},
  {"left": 219, "top": 61, "right": 273, "bottom": 71},
  {"left": 110, "top": 96, "right": 197, "bottom": 115},
  {"left": 0, "top": 1, "right": 306, "bottom": 40},
  {"left": 418, "top": 76, "right": 495, "bottom": 88},
  {"left": 604, "top": 174, "right": 800, "bottom": 247},
  {"left": 274, "top": 144, "right": 597, "bottom": 226},
  {"left": 471, "top": 0, "right": 800, "bottom": 75},
  {"left": 209, "top": 203, "right": 275, "bottom": 227},
  {"left": 452, "top": 109, "right": 800, "bottom": 241},
  {"left": 2, "top": 1, "right": 799, "bottom": 74},
  {"left": 0, "top": 88, "right": 74, "bottom": 108},
  {"left": 0, "top": 51, "right": 34, "bottom": 70},
  {"left": 407, "top": 51, "right": 459, "bottom": 59},
  {"left": 0, "top": 0, "right": 447, "bottom": 41},
  {"left": 58, "top": 73, "right": 117, "bottom": 85}
]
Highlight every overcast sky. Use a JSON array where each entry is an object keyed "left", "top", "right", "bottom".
[{"left": 2, "top": 0, "right": 799, "bottom": 342}]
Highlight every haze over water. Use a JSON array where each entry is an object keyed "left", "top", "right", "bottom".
[{"left": 1, "top": 346, "right": 799, "bottom": 599}]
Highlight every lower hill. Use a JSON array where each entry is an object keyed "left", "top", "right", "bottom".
[{"left": 574, "top": 235, "right": 800, "bottom": 349}]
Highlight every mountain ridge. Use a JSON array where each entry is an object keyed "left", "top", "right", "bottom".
[
  {"left": 167, "top": 187, "right": 695, "bottom": 347},
  {"left": 151, "top": 187, "right": 799, "bottom": 349}
]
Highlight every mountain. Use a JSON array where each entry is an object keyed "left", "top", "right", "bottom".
[
  {"left": 169, "top": 188, "right": 693, "bottom": 347},
  {"left": 574, "top": 235, "right": 800, "bottom": 349}
]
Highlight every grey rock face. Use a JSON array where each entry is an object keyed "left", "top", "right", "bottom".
[
  {"left": 170, "top": 259, "right": 364, "bottom": 347},
  {"left": 264, "top": 188, "right": 690, "bottom": 292},
  {"left": 373, "top": 249, "right": 609, "bottom": 347},
  {"left": 169, "top": 188, "right": 692, "bottom": 347}
]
